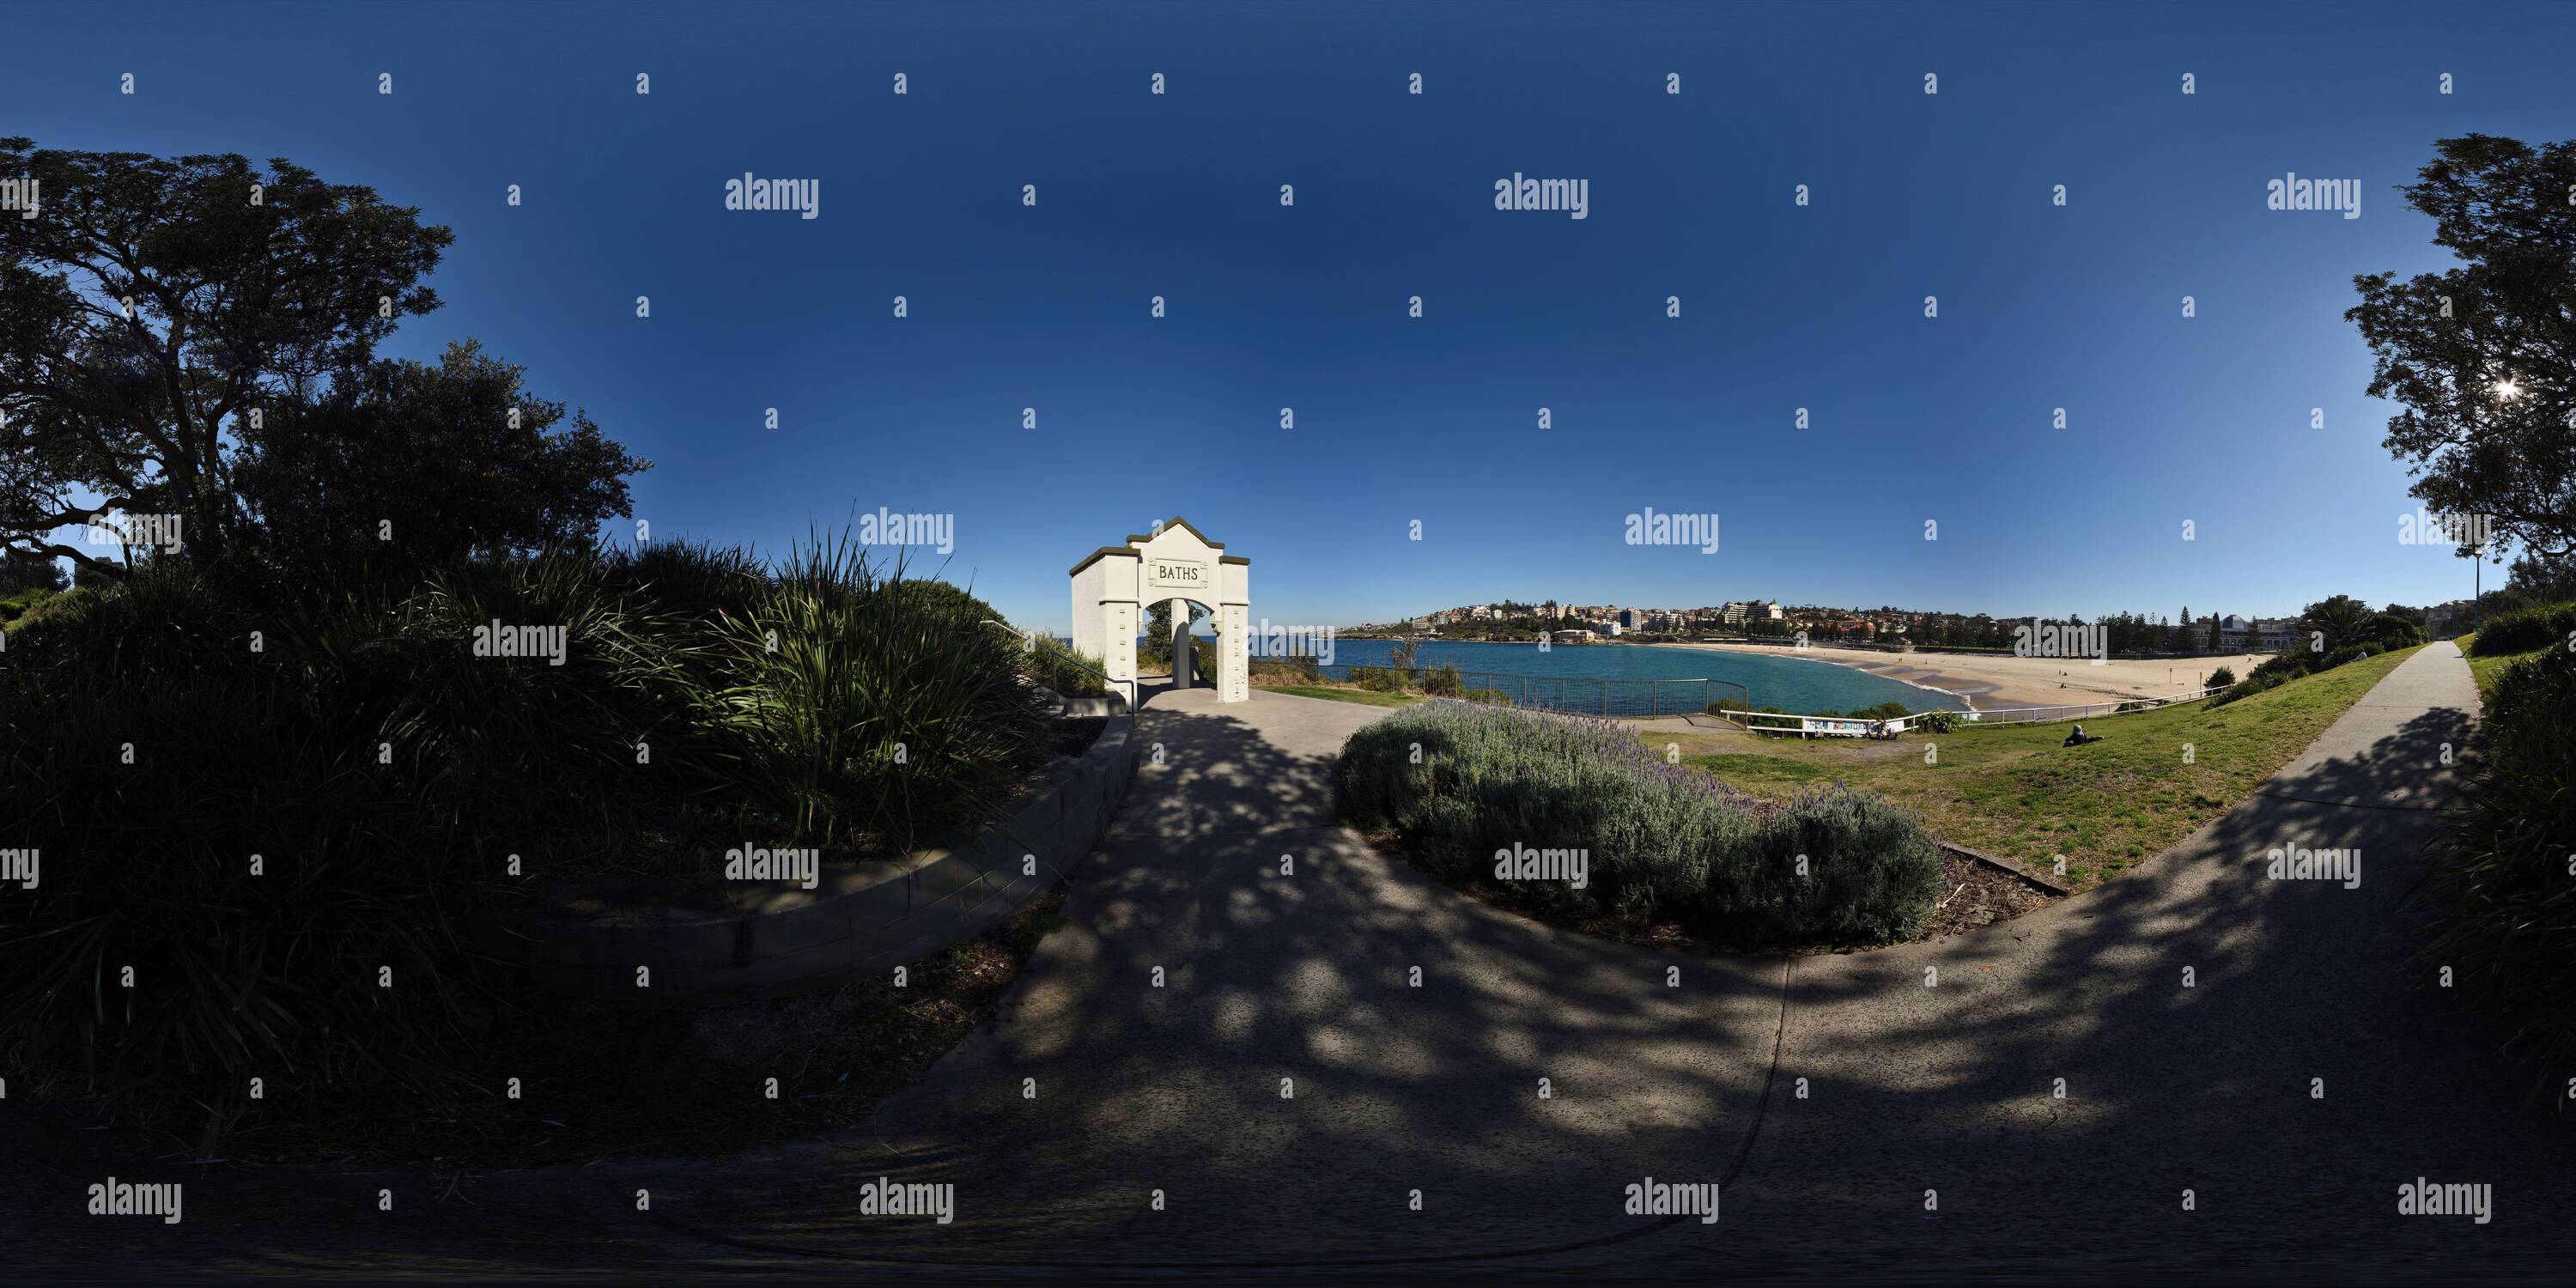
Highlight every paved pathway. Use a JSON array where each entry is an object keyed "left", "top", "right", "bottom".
[{"left": 9, "top": 644, "right": 2570, "bottom": 1277}]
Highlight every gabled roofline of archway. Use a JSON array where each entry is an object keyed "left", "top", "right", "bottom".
[
  {"left": 1135, "top": 516, "right": 1224, "bottom": 550},
  {"left": 1066, "top": 546, "right": 1135, "bottom": 577},
  {"left": 1066, "top": 518, "right": 1250, "bottom": 576}
]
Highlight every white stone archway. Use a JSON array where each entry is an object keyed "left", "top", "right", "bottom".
[{"left": 1069, "top": 518, "right": 1249, "bottom": 704}]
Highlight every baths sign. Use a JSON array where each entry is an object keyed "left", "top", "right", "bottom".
[{"left": 1145, "top": 557, "right": 1209, "bottom": 595}]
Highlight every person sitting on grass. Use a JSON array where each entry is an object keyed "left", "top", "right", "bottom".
[{"left": 2062, "top": 722, "right": 2103, "bottom": 747}]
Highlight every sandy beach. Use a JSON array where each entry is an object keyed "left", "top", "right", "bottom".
[{"left": 1652, "top": 640, "right": 2269, "bottom": 712}]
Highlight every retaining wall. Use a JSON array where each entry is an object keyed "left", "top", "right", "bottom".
[{"left": 490, "top": 714, "right": 1142, "bottom": 1004}]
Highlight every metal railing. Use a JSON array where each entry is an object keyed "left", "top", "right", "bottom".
[
  {"left": 1313, "top": 665, "right": 1748, "bottom": 719},
  {"left": 1938, "top": 684, "right": 2228, "bottom": 727},
  {"left": 1716, "top": 683, "right": 2229, "bottom": 736},
  {"left": 984, "top": 620, "right": 1134, "bottom": 710},
  {"left": 1726, "top": 711, "right": 1905, "bottom": 738}
]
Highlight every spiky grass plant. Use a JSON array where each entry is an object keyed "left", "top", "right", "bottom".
[{"left": 0, "top": 535, "right": 1054, "bottom": 1151}]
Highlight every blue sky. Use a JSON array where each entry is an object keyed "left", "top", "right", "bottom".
[{"left": 9, "top": 0, "right": 2568, "bottom": 632}]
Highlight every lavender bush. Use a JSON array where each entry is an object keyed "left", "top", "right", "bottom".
[{"left": 1338, "top": 700, "right": 1943, "bottom": 944}]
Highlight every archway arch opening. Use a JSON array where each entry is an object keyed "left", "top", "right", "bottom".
[{"left": 1068, "top": 518, "right": 1249, "bottom": 704}]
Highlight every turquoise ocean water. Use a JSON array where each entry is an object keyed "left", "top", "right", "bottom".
[{"left": 1103, "top": 635, "right": 1964, "bottom": 715}]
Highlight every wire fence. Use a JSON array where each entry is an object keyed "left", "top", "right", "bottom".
[{"left": 1309, "top": 664, "right": 1748, "bottom": 719}]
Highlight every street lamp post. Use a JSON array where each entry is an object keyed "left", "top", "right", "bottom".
[{"left": 2474, "top": 541, "right": 2483, "bottom": 635}]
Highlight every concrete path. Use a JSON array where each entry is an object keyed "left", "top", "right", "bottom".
[{"left": 8, "top": 644, "right": 2570, "bottom": 1278}]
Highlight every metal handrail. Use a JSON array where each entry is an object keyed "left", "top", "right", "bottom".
[
  {"left": 1948, "top": 684, "right": 2227, "bottom": 726},
  {"left": 1720, "top": 683, "right": 2228, "bottom": 735},
  {"left": 983, "top": 620, "right": 1134, "bottom": 709}
]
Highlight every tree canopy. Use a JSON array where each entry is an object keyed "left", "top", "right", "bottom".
[
  {"left": 0, "top": 138, "right": 455, "bottom": 574},
  {"left": 2348, "top": 134, "right": 2576, "bottom": 569},
  {"left": 1, "top": 140, "right": 647, "bottom": 591},
  {"left": 234, "top": 340, "right": 648, "bottom": 586},
  {"left": 0, "top": 552, "right": 67, "bottom": 597}
]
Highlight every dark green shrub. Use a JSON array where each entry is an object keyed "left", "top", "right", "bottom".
[
  {"left": 0, "top": 585, "right": 58, "bottom": 632},
  {"left": 2406, "top": 644, "right": 2576, "bottom": 1086},
  {"left": 1351, "top": 665, "right": 1408, "bottom": 693},
  {"left": 1915, "top": 709, "right": 1963, "bottom": 733},
  {"left": 0, "top": 537, "right": 1048, "bottom": 1147},
  {"left": 2469, "top": 601, "right": 2576, "bottom": 656},
  {"left": 1022, "top": 639, "right": 1111, "bottom": 699},
  {"left": 2221, "top": 652, "right": 2313, "bottom": 704},
  {"left": 1461, "top": 688, "right": 1510, "bottom": 705},
  {"left": 2258, "top": 652, "right": 2312, "bottom": 679},
  {"left": 0, "top": 553, "right": 70, "bottom": 596},
  {"left": 2213, "top": 670, "right": 2284, "bottom": 707},
  {"left": 2207, "top": 665, "right": 2237, "bottom": 688},
  {"left": 0, "top": 562, "right": 518, "bottom": 1131},
  {"left": 1249, "top": 653, "right": 1321, "bottom": 683},
  {"left": 2365, "top": 613, "right": 2426, "bottom": 652},
  {"left": 1721, "top": 787, "right": 1946, "bottom": 945},
  {"left": 1419, "top": 664, "right": 1464, "bottom": 696}
]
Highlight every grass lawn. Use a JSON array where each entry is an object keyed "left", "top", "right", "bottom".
[
  {"left": 1266, "top": 684, "right": 1426, "bottom": 708},
  {"left": 1658, "top": 646, "right": 2422, "bottom": 885},
  {"left": 2456, "top": 633, "right": 2550, "bottom": 704}
]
